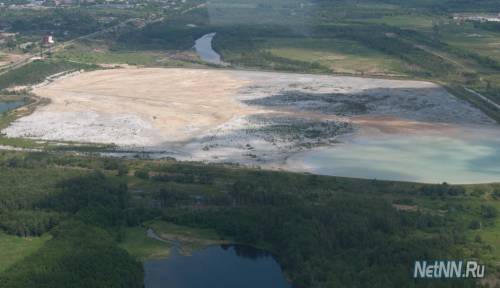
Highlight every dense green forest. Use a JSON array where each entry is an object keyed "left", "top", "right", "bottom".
[
  {"left": 1, "top": 221, "right": 143, "bottom": 288},
  {"left": 0, "top": 152, "right": 498, "bottom": 287}
]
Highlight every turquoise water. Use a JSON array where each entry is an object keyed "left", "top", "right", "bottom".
[
  {"left": 0, "top": 100, "right": 24, "bottom": 114},
  {"left": 287, "top": 129, "right": 500, "bottom": 184},
  {"left": 144, "top": 244, "right": 290, "bottom": 288}
]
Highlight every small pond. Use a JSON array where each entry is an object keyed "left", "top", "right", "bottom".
[
  {"left": 144, "top": 244, "right": 291, "bottom": 288},
  {"left": 0, "top": 100, "right": 24, "bottom": 114}
]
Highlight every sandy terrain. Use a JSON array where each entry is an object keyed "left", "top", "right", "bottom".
[
  {"left": 4, "top": 68, "right": 256, "bottom": 146},
  {"left": 2, "top": 67, "right": 496, "bottom": 165}
]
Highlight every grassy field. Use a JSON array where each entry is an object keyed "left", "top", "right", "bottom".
[
  {"left": 118, "top": 227, "right": 171, "bottom": 260},
  {"left": 146, "top": 220, "right": 223, "bottom": 255},
  {"left": 56, "top": 49, "right": 159, "bottom": 66},
  {"left": 54, "top": 39, "right": 167, "bottom": 66},
  {"left": 263, "top": 38, "right": 409, "bottom": 76},
  {"left": 444, "top": 31, "right": 500, "bottom": 62},
  {"left": 0, "top": 232, "right": 51, "bottom": 273},
  {"left": 415, "top": 194, "right": 500, "bottom": 260},
  {"left": 360, "top": 14, "right": 442, "bottom": 29}
]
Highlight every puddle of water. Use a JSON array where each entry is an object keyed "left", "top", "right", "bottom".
[
  {"left": 287, "top": 127, "right": 500, "bottom": 184},
  {"left": 194, "top": 33, "right": 226, "bottom": 65},
  {"left": 144, "top": 244, "right": 291, "bottom": 288},
  {"left": 0, "top": 100, "right": 24, "bottom": 114}
]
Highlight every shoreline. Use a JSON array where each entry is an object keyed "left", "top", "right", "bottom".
[{"left": 1, "top": 67, "right": 499, "bottom": 183}]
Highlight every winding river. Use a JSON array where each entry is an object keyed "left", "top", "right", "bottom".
[{"left": 194, "top": 33, "right": 226, "bottom": 65}]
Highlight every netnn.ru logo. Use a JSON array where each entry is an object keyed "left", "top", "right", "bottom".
[{"left": 413, "top": 261, "right": 485, "bottom": 279}]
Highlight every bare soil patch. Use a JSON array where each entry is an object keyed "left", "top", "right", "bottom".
[
  {"left": 3, "top": 68, "right": 256, "bottom": 146},
  {"left": 2, "top": 67, "right": 496, "bottom": 165}
]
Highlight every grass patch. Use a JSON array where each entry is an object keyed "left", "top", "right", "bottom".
[
  {"left": 361, "top": 15, "right": 439, "bottom": 29},
  {"left": 264, "top": 38, "right": 408, "bottom": 76},
  {"left": 0, "top": 136, "right": 44, "bottom": 150},
  {"left": 55, "top": 42, "right": 162, "bottom": 66},
  {"left": 148, "top": 220, "right": 220, "bottom": 240},
  {"left": 146, "top": 220, "right": 223, "bottom": 255},
  {"left": 0, "top": 232, "right": 51, "bottom": 273},
  {"left": 0, "top": 59, "right": 97, "bottom": 90},
  {"left": 118, "top": 227, "right": 170, "bottom": 261}
]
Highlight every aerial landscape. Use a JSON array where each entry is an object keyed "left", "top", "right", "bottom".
[{"left": 0, "top": 0, "right": 500, "bottom": 287}]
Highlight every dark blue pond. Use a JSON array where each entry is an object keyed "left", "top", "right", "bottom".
[
  {"left": 0, "top": 100, "right": 24, "bottom": 114},
  {"left": 144, "top": 244, "right": 291, "bottom": 288}
]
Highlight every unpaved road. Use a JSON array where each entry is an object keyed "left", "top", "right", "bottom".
[{"left": 464, "top": 86, "right": 500, "bottom": 110}]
